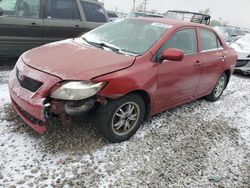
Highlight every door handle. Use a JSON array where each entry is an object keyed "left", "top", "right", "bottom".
[
  {"left": 30, "top": 22, "right": 40, "bottom": 27},
  {"left": 75, "top": 25, "right": 80, "bottom": 29},
  {"left": 220, "top": 56, "right": 225, "bottom": 62},
  {"left": 194, "top": 60, "right": 202, "bottom": 67}
]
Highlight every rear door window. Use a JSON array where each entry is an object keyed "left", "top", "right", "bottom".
[
  {"left": 46, "top": 0, "right": 80, "bottom": 20},
  {"left": 201, "top": 29, "right": 222, "bottom": 51},
  {"left": 0, "top": 0, "right": 40, "bottom": 17},
  {"left": 80, "top": 1, "right": 106, "bottom": 22}
]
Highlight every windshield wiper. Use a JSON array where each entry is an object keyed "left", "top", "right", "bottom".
[
  {"left": 82, "top": 37, "right": 120, "bottom": 52},
  {"left": 82, "top": 37, "right": 139, "bottom": 56},
  {"left": 82, "top": 37, "right": 103, "bottom": 49},
  {"left": 99, "top": 42, "right": 120, "bottom": 52},
  {"left": 120, "top": 49, "right": 140, "bottom": 56}
]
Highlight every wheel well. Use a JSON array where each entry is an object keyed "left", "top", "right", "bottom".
[
  {"left": 224, "top": 69, "right": 231, "bottom": 86},
  {"left": 128, "top": 90, "right": 151, "bottom": 121}
]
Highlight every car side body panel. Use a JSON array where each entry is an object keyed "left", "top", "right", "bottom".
[
  {"left": 0, "top": 16, "right": 44, "bottom": 57},
  {"left": 94, "top": 52, "right": 158, "bottom": 113},
  {"left": 95, "top": 22, "right": 237, "bottom": 117}
]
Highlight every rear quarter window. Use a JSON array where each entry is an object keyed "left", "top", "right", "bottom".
[{"left": 80, "top": 1, "right": 106, "bottom": 22}]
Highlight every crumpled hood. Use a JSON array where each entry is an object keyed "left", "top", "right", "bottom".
[{"left": 22, "top": 39, "right": 135, "bottom": 80}]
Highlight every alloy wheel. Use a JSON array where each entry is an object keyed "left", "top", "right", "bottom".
[
  {"left": 111, "top": 102, "right": 140, "bottom": 136},
  {"left": 214, "top": 76, "right": 226, "bottom": 98}
]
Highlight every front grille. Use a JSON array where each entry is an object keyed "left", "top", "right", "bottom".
[
  {"left": 16, "top": 68, "right": 43, "bottom": 92},
  {"left": 236, "top": 60, "right": 249, "bottom": 67}
]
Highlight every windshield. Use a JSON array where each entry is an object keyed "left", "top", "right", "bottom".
[{"left": 82, "top": 19, "right": 171, "bottom": 55}]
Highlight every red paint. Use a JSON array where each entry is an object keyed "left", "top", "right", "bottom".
[
  {"left": 9, "top": 18, "right": 237, "bottom": 133},
  {"left": 22, "top": 39, "right": 135, "bottom": 80},
  {"left": 161, "top": 48, "right": 184, "bottom": 61},
  {"left": 11, "top": 98, "right": 47, "bottom": 134}
]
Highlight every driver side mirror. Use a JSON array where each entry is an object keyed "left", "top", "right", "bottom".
[
  {"left": 160, "top": 48, "right": 184, "bottom": 62},
  {"left": 0, "top": 7, "right": 3, "bottom": 16}
]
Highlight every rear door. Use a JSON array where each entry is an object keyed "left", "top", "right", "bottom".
[
  {"left": 43, "top": 0, "right": 84, "bottom": 43},
  {"left": 194, "top": 28, "right": 226, "bottom": 96},
  {"left": 0, "top": 0, "right": 43, "bottom": 57},
  {"left": 155, "top": 28, "right": 201, "bottom": 111},
  {"left": 43, "top": 0, "right": 108, "bottom": 43}
]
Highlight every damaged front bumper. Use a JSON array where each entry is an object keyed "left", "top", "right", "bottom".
[
  {"left": 45, "top": 97, "right": 97, "bottom": 121},
  {"left": 9, "top": 59, "right": 101, "bottom": 133}
]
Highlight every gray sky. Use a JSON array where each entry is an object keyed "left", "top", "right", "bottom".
[{"left": 103, "top": 0, "right": 250, "bottom": 29}]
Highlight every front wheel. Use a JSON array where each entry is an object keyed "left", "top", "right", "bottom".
[
  {"left": 206, "top": 73, "right": 227, "bottom": 102},
  {"left": 95, "top": 94, "right": 145, "bottom": 143}
]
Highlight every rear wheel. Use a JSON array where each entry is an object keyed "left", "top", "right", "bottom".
[
  {"left": 206, "top": 73, "right": 227, "bottom": 101},
  {"left": 95, "top": 94, "right": 145, "bottom": 143}
]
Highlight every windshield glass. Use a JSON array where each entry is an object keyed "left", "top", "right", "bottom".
[{"left": 82, "top": 19, "right": 171, "bottom": 55}]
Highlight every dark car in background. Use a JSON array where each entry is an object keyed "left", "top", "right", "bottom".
[{"left": 0, "top": 0, "right": 108, "bottom": 58}]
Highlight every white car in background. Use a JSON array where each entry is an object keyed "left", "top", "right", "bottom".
[
  {"left": 230, "top": 34, "right": 250, "bottom": 74},
  {"left": 214, "top": 26, "right": 245, "bottom": 43}
]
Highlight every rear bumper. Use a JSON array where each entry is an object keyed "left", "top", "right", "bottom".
[
  {"left": 235, "top": 68, "right": 250, "bottom": 74},
  {"left": 235, "top": 59, "right": 250, "bottom": 73},
  {"left": 236, "top": 59, "right": 250, "bottom": 67}
]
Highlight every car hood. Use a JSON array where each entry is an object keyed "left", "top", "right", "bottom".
[{"left": 22, "top": 39, "right": 135, "bottom": 80}]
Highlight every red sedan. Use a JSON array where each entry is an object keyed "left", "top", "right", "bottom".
[{"left": 9, "top": 18, "right": 237, "bottom": 142}]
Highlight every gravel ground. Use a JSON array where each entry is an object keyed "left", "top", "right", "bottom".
[{"left": 0, "top": 66, "right": 249, "bottom": 188}]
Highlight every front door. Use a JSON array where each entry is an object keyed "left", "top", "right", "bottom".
[
  {"left": 0, "top": 0, "right": 43, "bottom": 57},
  {"left": 155, "top": 28, "right": 201, "bottom": 112}
]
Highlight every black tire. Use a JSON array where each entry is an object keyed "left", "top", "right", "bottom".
[
  {"left": 95, "top": 94, "right": 145, "bottom": 143},
  {"left": 206, "top": 73, "right": 228, "bottom": 102}
]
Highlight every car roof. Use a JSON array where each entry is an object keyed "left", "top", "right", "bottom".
[{"left": 131, "top": 17, "right": 212, "bottom": 29}]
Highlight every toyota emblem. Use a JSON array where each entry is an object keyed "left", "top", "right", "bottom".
[{"left": 18, "top": 70, "right": 25, "bottom": 81}]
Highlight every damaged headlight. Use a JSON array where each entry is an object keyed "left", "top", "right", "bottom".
[{"left": 50, "top": 81, "right": 106, "bottom": 100}]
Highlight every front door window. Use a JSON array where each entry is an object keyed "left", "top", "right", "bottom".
[{"left": 0, "top": 0, "right": 40, "bottom": 18}]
